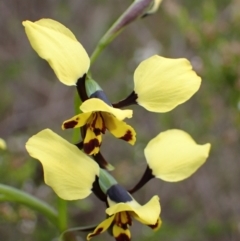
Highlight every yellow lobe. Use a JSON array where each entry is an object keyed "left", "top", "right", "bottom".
[
  {"left": 87, "top": 215, "right": 115, "bottom": 240},
  {"left": 80, "top": 98, "right": 133, "bottom": 121},
  {"left": 26, "top": 129, "right": 99, "bottom": 200},
  {"left": 23, "top": 19, "right": 90, "bottom": 86},
  {"left": 102, "top": 113, "right": 136, "bottom": 145},
  {"left": 106, "top": 195, "right": 160, "bottom": 225},
  {"left": 112, "top": 225, "right": 131, "bottom": 240},
  {"left": 134, "top": 55, "right": 201, "bottom": 112},
  {"left": 145, "top": 129, "right": 211, "bottom": 182}
]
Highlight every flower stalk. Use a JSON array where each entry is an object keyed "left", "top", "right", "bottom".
[
  {"left": 90, "top": 0, "right": 153, "bottom": 65},
  {"left": 0, "top": 184, "right": 58, "bottom": 228}
]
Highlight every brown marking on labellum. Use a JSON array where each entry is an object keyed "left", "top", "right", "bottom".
[
  {"left": 91, "top": 113, "right": 98, "bottom": 129},
  {"left": 120, "top": 130, "right": 133, "bottom": 142},
  {"left": 63, "top": 120, "right": 78, "bottom": 129},
  {"left": 117, "top": 212, "right": 132, "bottom": 230},
  {"left": 88, "top": 227, "right": 103, "bottom": 238},
  {"left": 99, "top": 113, "right": 106, "bottom": 134},
  {"left": 148, "top": 219, "right": 160, "bottom": 230},
  {"left": 94, "top": 128, "right": 102, "bottom": 136},
  {"left": 91, "top": 114, "right": 106, "bottom": 135},
  {"left": 83, "top": 139, "right": 100, "bottom": 154},
  {"left": 126, "top": 212, "right": 132, "bottom": 227},
  {"left": 115, "top": 233, "right": 130, "bottom": 241}
]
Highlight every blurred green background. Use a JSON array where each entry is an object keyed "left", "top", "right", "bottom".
[{"left": 0, "top": 0, "right": 240, "bottom": 240}]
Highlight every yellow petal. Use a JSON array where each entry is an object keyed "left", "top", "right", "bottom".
[
  {"left": 102, "top": 113, "right": 136, "bottom": 145},
  {"left": 87, "top": 215, "right": 115, "bottom": 240},
  {"left": 145, "top": 129, "right": 211, "bottom": 182},
  {"left": 0, "top": 138, "right": 6, "bottom": 150},
  {"left": 80, "top": 98, "right": 133, "bottom": 121},
  {"left": 112, "top": 224, "right": 131, "bottom": 241},
  {"left": 26, "top": 129, "right": 99, "bottom": 200},
  {"left": 106, "top": 195, "right": 160, "bottom": 225},
  {"left": 62, "top": 112, "right": 92, "bottom": 129},
  {"left": 23, "top": 19, "right": 90, "bottom": 86},
  {"left": 134, "top": 55, "right": 201, "bottom": 112},
  {"left": 32, "top": 18, "right": 78, "bottom": 41}
]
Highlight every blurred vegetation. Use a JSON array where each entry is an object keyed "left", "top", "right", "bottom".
[{"left": 0, "top": 0, "right": 239, "bottom": 240}]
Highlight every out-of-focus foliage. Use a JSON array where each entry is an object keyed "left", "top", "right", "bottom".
[{"left": 0, "top": 0, "right": 239, "bottom": 240}]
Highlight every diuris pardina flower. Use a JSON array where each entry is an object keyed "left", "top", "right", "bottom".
[
  {"left": 23, "top": 19, "right": 136, "bottom": 155},
  {"left": 62, "top": 98, "right": 136, "bottom": 155},
  {"left": 25, "top": 129, "right": 161, "bottom": 240},
  {"left": 87, "top": 184, "right": 161, "bottom": 241}
]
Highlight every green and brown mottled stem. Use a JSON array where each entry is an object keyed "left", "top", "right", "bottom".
[{"left": 90, "top": 0, "right": 153, "bottom": 65}]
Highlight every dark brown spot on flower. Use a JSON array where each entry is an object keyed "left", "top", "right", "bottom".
[
  {"left": 93, "top": 128, "right": 102, "bottom": 136},
  {"left": 120, "top": 130, "right": 132, "bottom": 142},
  {"left": 148, "top": 218, "right": 160, "bottom": 230},
  {"left": 115, "top": 233, "right": 130, "bottom": 241},
  {"left": 88, "top": 227, "right": 103, "bottom": 238},
  {"left": 63, "top": 120, "right": 78, "bottom": 129},
  {"left": 91, "top": 113, "right": 106, "bottom": 135},
  {"left": 83, "top": 139, "right": 100, "bottom": 154}
]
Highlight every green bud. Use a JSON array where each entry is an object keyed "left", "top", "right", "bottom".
[
  {"left": 99, "top": 169, "right": 118, "bottom": 194},
  {"left": 85, "top": 78, "right": 102, "bottom": 98}
]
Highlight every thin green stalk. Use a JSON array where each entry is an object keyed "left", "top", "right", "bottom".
[
  {"left": 0, "top": 184, "right": 58, "bottom": 227},
  {"left": 90, "top": 0, "right": 153, "bottom": 65},
  {"left": 73, "top": 90, "right": 82, "bottom": 142},
  {"left": 57, "top": 197, "right": 68, "bottom": 232}
]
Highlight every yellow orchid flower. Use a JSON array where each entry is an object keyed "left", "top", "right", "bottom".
[
  {"left": 26, "top": 130, "right": 160, "bottom": 240},
  {"left": 22, "top": 19, "right": 90, "bottom": 86},
  {"left": 25, "top": 129, "right": 99, "bottom": 200},
  {"left": 87, "top": 184, "right": 161, "bottom": 241},
  {"left": 62, "top": 98, "right": 136, "bottom": 155},
  {"left": 0, "top": 138, "right": 7, "bottom": 150}
]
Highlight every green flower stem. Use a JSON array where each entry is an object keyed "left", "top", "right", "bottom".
[
  {"left": 57, "top": 197, "right": 68, "bottom": 232},
  {"left": 73, "top": 90, "right": 82, "bottom": 143},
  {"left": 0, "top": 184, "right": 58, "bottom": 227},
  {"left": 90, "top": 0, "right": 153, "bottom": 65}
]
